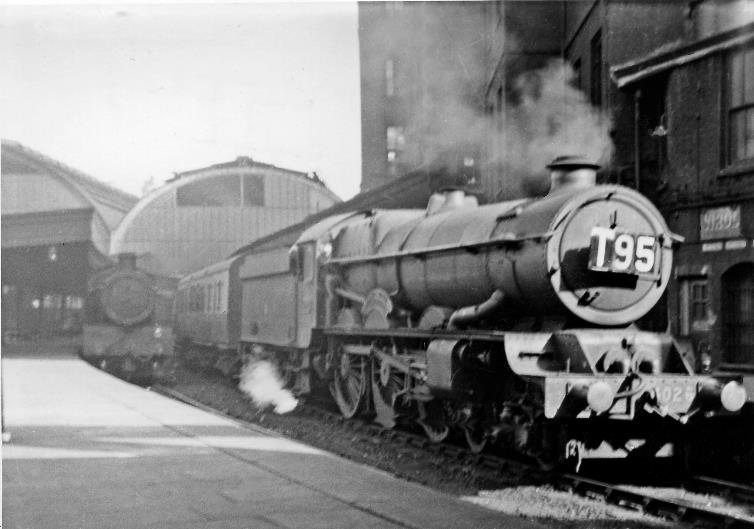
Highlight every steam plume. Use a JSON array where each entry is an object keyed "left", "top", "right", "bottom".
[
  {"left": 499, "top": 59, "right": 614, "bottom": 196},
  {"left": 365, "top": 2, "right": 614, "bottom": 199},
  {"left": 238, "top": 360, "right": 298, "bottom": 414}
]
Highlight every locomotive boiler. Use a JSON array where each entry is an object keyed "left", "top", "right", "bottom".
[
  {"left": 283, "top": 156, "right": 748, "bottom": 467},
  {"left": 331, "top": 158, "right": 672, "bottom": 327},
  {"left": 81, "top": 253, "right": 176, "bottom": 383}
]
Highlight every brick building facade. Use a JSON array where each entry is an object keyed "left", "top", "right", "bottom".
[
  {"left": 612, "top": 7, "right": 754, "bottom": 368},
  {"left": 358, "top": 0, "right": 754, "bottom": 369}
]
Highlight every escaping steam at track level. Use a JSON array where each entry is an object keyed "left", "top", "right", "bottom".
[{"left": 238, "top": 361, "right": 298, "bottom": 414}]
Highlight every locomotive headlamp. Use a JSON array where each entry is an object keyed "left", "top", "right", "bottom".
[
  {"left": 720, "top": 381, "right": 747, "bottom": 413},
  {"left": 586, "top": 381, "right": 615, "bottom": 414},
  {"left": 699, "top": 380, "right": 747, "bottom": 412},
  {"left": 565, "top": 381, "right": 615, "bottom": 415}
]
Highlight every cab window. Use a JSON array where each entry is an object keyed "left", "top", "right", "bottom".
[{"left": 301, "top": 244, "right": 314, "bottom": 282}]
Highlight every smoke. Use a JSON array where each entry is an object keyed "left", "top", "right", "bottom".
[
  {"left": 407, "top": 55, "right": 613, "bottom": 197},
  {"left": 238, "top": 360, "right": 298, "bottom": 414},
  {"left": 363, "top": 3, "right": 613, "bottom": 198},
  {"left": 499, "top": 59, "right": 614, "bottom": 195},
  {"left": 384, "top": 2, "right": 490, "bottom": 166}
]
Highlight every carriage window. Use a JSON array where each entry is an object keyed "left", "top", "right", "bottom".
[
  {"left": 302, "top": 244, "right": 314, "bottom": 282},
  {"left": 213, "top": 282, "right": 218, "bottom": 312},
  {"left": 289, "top": 247, "right": 300, "bottom": 275}
]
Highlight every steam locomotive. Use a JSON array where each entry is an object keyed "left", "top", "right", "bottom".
[
  {"left": 176, "top": 156, "right": 747, "bottom": 468},
  {"left": 82, "top": 253, "right": 176, "bottom": 383}
]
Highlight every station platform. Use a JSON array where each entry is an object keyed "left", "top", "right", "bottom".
[{"left": 1, "top": 339, "right": 542, "bottom": 529}]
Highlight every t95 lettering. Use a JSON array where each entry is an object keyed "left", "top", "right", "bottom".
[{"left": 588, "top": 227, "right": 657, "bottom": 276}]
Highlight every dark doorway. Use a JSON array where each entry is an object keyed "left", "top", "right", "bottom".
[{"left": 722, "top": 262, "right": 754, "bottom": 366}]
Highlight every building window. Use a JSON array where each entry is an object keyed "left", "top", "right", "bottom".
[
  {"left": 679, "top": 277, "right": 709, "bottom": 334},
  {"left": 572, "top": 58, "right": 582, "bottom": 90},
  {"left": 590, "top": 30, "right": 602, "bottom": 107},
  {"left": 243, "top": 174, "right": 265, "bottom": 206},
  {"left": 177, "top": 174, "right": 241, "bottom": 207},
  {"left": 690, "top": 281, "right": 708, "bottom": 321},
  {"left": 386, "top": 125, "right": 405, "bottom": 166},
  {"left": 385, "top": 59, "right": 395, "bottom": 97},
  {"left": 727, "top": 46, "right": 754, "bottom": 164}
]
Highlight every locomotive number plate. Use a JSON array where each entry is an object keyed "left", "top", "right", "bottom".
[
  {"left": 588, "top": 227, "right": 657, "bottom": 275},
  {"left": 649, "top": 383, "right": 697, "bottom": 407}
]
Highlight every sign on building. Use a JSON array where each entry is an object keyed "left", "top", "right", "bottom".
[{"left": 700, "top": 205, "right": 741, "bottom": 240}]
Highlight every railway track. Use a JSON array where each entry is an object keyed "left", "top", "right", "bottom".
[
  {"left": 556, "top": 474, "right": 754, "bottom": 528},
  {"left": 687, "top": 475, "right": 754, "bottom": 505},
  {"left": 153, "top": 383, "right": 754, "bottom": 528}
]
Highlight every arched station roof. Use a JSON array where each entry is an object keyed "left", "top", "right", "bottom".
[
  {"left": 1, "top": 140, "right": 137, "bottom": 255},
  {"left": 110, "top": 156, "right": 340, "bottom": 277}
]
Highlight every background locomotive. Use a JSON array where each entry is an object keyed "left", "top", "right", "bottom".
[
  {"left": 81, "top": 253, "right": 176, "bottom": 383},
  {"left": 175, "top": 157, "right": 748, "bottom": 468}
]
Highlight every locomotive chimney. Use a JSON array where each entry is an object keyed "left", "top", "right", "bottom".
[
  {"left": 546, "top": 155, "right": 600, "bottom": 194},
  {"left": 117, "top": 252, "right": 137, "bottom": 270}
]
